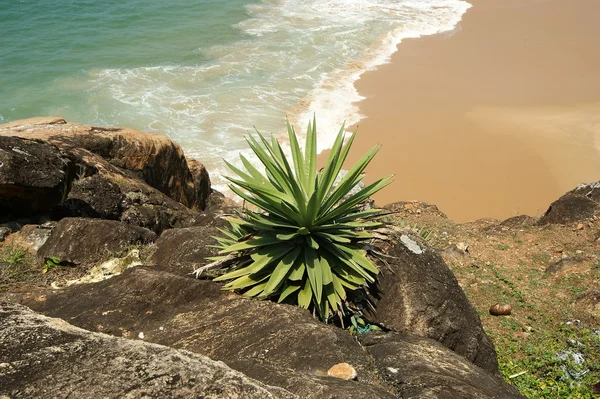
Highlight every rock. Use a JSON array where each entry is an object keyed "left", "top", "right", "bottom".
[
  {"left": 592, "top": 380, "right": 600, "bottom": 395},
  {"left": 149, "top": 214, "right": 229, "bottom": 276},
  {"left": 63, "top": 174, "right": 124, "bottom": 219},
  {"left": 0, "top": 303, "right": 296, "bottom": 399},
  {"left": 0, "top": 227, "right": 10, "bottom": 243},
  {"left": 360, "top": 332, "right": 524, "bottom": 398},
  {"left": 485, "top": 215, "right": 537, "bottom": 233},
  {"left": 539, "top": 191, "right": 599, "bottom": 225},
  {"left": 573, "top": 182, "right": 600, "bottom": 202},
  {"left": 62, "top": 151, "right": 196, "bottom": 233},
  {"left": 8, "top": 267, "right": 395, "bottom": 399},
  {"left": 0, "top": 117, "right": 206, "bottom": 209},
  {"left": 489, "top": 303, "right": 512, "bottom": 316},
  {"left": 37, "top": 218, "right": 156, "bottom": 265},
  {"left": 207, "top": 189, "right": 238, "bottom": 211},
  {"left": 327, "top": 363, "right": 357, "bottom": 380},
  {"left": 442, "top": 242, "right": 470, "bottom": 263},
  {"left": 116, "top": 177, "right": 197, "bottom": 233},
  {"left": 384, "top": 201, "right": 448, "bottom": 219},
  {"left": 456, "top": 242, "right": 469, "bottom": 253},
  {"left": 500, "top": 215, "right": 537, "bottom": 229},
  {"left": 0, "top": 136, "right": 75, "bottom": 221},
  {"left": 61, "top": 150, "right": 197, "bottom": 233},
  {"left": 367, "top": 230, "right": 499, "bottom": 374},
  {"left": 544, "top": 257, "right": 583, "bottom": 275},
  {"left": 187, "top": 158, "right": 212, "bottom": 210},
  {"left": 574, "top": 289, "right": 600, "bottom": 317},
  {"left": 2, "top": 266, "right": 522, "bottom": 396},
  {"left": 577, "top": 223, "right": 585, "bottom": 230},
  {"left": 5, "top": 223, "right": 55, "bottom": 252}
]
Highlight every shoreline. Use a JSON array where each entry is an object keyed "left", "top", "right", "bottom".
[
  {"left": 290, "top": 1, "right": 471, "bottom": 154},
  {"left": 342, "top": 0, "right": 600, "bottom": 222}
]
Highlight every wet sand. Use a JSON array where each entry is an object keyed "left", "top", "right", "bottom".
[{"left": 343, "top": 0, "right": 600, "bottom": 222}]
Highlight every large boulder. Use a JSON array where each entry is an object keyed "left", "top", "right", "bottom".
[
  {"left": 0, "top": 136, "right": 75, "bottom": 221},
  {"left": 0, "top": 117, "right": 212, "bottom": 211},
  {"left": 63, "top": 174, "right": 124, "bottom": 220},
  {"left": 539, "top": 182, "right": 600, "bottom": 225},
  {"left": 366, "top": 230, "right": 499, "bottom": 374},
  {"left": 360, "top": 332, "right": 523, "bottom": 398},
  {"left": 0, "top": 134, "right": 199, "bottom": 233},
  {"left": 1, "top": 267, "right": 521, "bottom": 397},
  {"left": 37, "top": 218, "right": 156, "bottom": 265},
  {"left": 9, "top": 267, "right": 394, "bottom": 398},
  {"left": 0, "top": 303, "right": 296, "bottom": 399}
]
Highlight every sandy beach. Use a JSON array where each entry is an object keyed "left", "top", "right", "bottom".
[{"left": 344, "top": 0, "right": 600, "bottom": 222}]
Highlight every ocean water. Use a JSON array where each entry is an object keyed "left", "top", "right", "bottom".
[{"left": 0, "top": 0, "right": 470, "bottom": 193}]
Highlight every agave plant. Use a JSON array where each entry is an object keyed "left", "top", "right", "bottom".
[{"left": 202, "top": 117, "right": 393, "bottom": 321}]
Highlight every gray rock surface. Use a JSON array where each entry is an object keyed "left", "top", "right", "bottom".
[
  {"left": 1, "top": 266, "right": 523, "bottom": 398},
  {"left": 149, "top": 212, "right": 229, "bottom": 275},
  {"left": 37, "top": 218, "right": 156, "bottom": 265},
  {"left": 8, "top": 267, "right": 394, "bottom": 399},
  {"left": 0, "top": 303, "right": 296, "bottom": 399},
  {"left": 366, "top": 230, "right": 500, "bottom": 374},
  {"left": 360, "top": 332, "right": 523, "bottom": 398}
]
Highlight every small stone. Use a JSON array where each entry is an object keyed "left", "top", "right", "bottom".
[
  {"left": 577, "top": 223, "right": 584, "bottom": 230},
  {"left": 489, "top": 303, "right": 512, "bottom": 316},
  {"left": 456, "top": 242, "right": 469, "bottom": 253},
  {"left": 138, "top": 332, "right": 145, "bottom": 340},
  {"left": 592, "top": 380, "right": 600, "bottom": 395},
  {"left": 327, "top": 363, "right": 357, "bottom": 380}
]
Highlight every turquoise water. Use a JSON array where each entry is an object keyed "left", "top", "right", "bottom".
[
  {"left": 1, "top": 0, "right": 470, "bottom": 192},
  {"left": 1, "top": 0, "right": 251, "bottom": 122}
]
